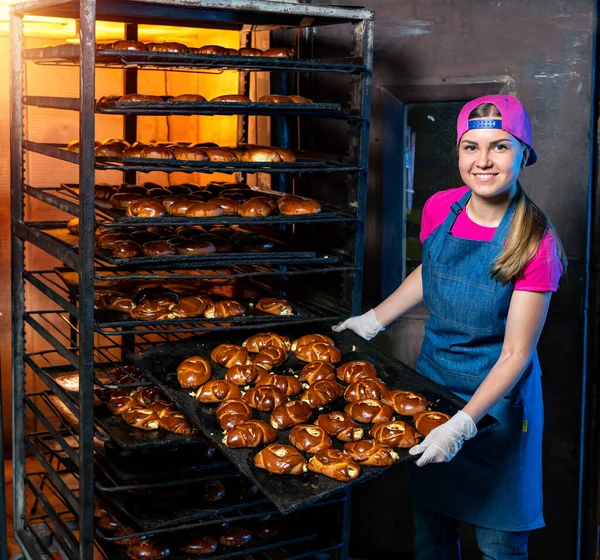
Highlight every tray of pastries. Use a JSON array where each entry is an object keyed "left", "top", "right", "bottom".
[{"left": 127, "top": 328, "right": 498, "bottom": 513}]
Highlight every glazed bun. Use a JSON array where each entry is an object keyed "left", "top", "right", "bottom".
[
  {"left": 169, "top": 295, "right": 211, "bottom": 318},
  {"left": 167, "top": 198, "right": 194, "bottom": 216},
  {"left": 288, "top": 95, "right": 313, "bottom": 104},
  {"left": 382, "top": 390, "right": 428, "bottom": 416},
  {"left": 118, "top": 93, "right": 163, "bottom": 102},
  {"left": 222, "top": 419, "right": 277, "bottom": 448},
  {"left": 239, "top": 48, "right": 263, "bottom": 57},
  {"left": 254, "top": 444, "right": 307, "bottom": 475},
  {"left": 344, "top": 399, "right": 394, "bottom": 424},
  {"left": 270, "top": 400, "right": 312, "bottom": 430},
  {"left": 94, "top": 183, "right": 118, "bottom": 200},
  {"left": 315, "top": 411, "right": 364, "bottom": 442},
  {"left": 125, "top": 539, "right": 170, "bottom": 560},
  {"left": 369, "top": 420, "right": 421, "bottom": 448},
  {"left": 112, "top": 240, "right": 142, "bottom": 258},
  {"left": 194, "top": 45, "right": 229, "bottom": 55},
  {"left": 258, "top": 94, "right": 293, "bottom": 103},
  {"left": 278, "top": 195, "right": 321, "bottom": 215},
  {"left": 243, "top": 332, "right": 291, "bottom": 353},
  {"left": 291, "top": 334, "right": 334, "bottom": 352},
  {"left": 237, "top": 199, "right": 273, "bottom": 217},
  {"left": 126, "top": 199, "right": 165, "bottom": 218},
  {"left": 185, "top": 202, "right": 224, "bottom": 217},
  {"left": 173, "top": 147, "right": 208, "bottom": 161},
  {"left": 241, "top": 148, "right": 282, "bottom": 163},
  {"left": 141, "top": 146, "right": 174, "bottom": 159},
  {"left": 204, "top": 300, "right": 246, "bottom": 318},
  {"left": 413, "top": 410, "right": 451, "bottom": 436},
  {"left": 274, "top": 148, "right": 297, "bottom": 162},
  {"left": 295, "top": 341, "right": 342, "bottom": 364},
  {"left": 210, "top": 344, "right": 249, "bottom": 368},
  {"left": 209, "top": 197, "right": 241, "bottom": 215},
  {"left": 210, "top": 94, "right": 251, "bottom": 102},
  {"left": 263, "top": 47, "right": 294, "bottom": 58},
  {"left": 218, "top": 527, "right": 253, "bottom": 548},
  {"left": 141, "top": 240, "right": 176, "bottom": 257},
  {"left": 252, "top": 346, "right": 288, "bottom": 371},
  {"left": 255, "top": 298, "right": 293, "bottom": 316},
  {"left": 308, "top": 449, "right": 360, "bottom": 481},
  {"left": 194, "top": 379, "right": 242, "bottom": 403},
  {"left": 169, "top": 93, "right": 207, "bottom": 102},
  {"left": 344, "top": 378, "right": 391, "bottom": 403},
  {"left": 122, "top": 145, "right": 146, "bottom": 157},
  {"left": 67, "top": 218, "right": 79, "bottom": 235},
  {"left": 255, "top": 373, "right": 301, "bottom": 396},
  {"left": 111, "top": 40, "right": 147, "bottom": 51},
  {"left": 299, "top": 361, "right": 336, "bottom": 385},
  {"left": 179, "top": 536, "right": 218, "bottom": 555},
  {"left": 95, "top": 144, "right": 125, "bottom": 157},
  {"left": 336, "top": 361, "right": 379, "bottom": 384},
  {"left": 159, "top": 411, "right": 197, "bottom": 435},
  {"left": 225, "top": 364, "right": 268, "bottom": 386},
  {"left": 343, "top": 440, "right": 399, "bottom": 466},
  {"left": 177, "top": 356, "right": 212, "bottom": 388},
  {"left": 203, "top": 148, "right": 239, "bottom": 162},
  {"left": 289, "top": 424, "right": 332, "bottom": 453},
  {"left": 148, "top": 42, "right": 189, "bottom": 53},
  {"left": 300, "top": 378, "right": 344, "bottom": 408},
  {"left": 243, "top": 386, "right": 287, "bottom": 412},
  {"left": 215, "top": 399, "right": 253, "bottom": 430}
]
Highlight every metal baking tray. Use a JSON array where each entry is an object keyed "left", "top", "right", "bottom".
[
  {"left": 60, "top": 183, "right": 355, "bottom": 226},
  {"left": 127, "top": 328, "right": 498, "bottom": 514}
]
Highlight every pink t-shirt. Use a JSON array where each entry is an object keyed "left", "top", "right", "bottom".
[{"left": 420, "top": 186, "right": 562, "bottom": 292}]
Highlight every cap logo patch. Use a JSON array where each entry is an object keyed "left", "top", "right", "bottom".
[{"left": 467, "top": 118, "right": 502, "bottom": 130}]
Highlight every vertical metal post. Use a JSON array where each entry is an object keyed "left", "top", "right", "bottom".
[
  {"left": 349, "top": 18, "right": 374, "bottom": 315},
  {"left": 78, "top": 0, "right": 97, "bottom": 557},
  {"left": 9, "top": 7, "right": 26, "bottom": 546},
  {"left": 123, "top": 23, "right": 138, "bottom": 186}
]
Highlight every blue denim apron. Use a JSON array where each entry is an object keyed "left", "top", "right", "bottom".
[{"left": 412, "top": 190, "right": 544, "bottom": 532}]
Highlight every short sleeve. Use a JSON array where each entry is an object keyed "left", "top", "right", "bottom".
[
  {"left": 419, "top": 196, "right": 436, "bottom": 243},
  {"left": 514, "top": 233, "right": 563, "bottom": 292}
]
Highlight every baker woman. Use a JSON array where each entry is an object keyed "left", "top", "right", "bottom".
[{"left": 333, "top": 95, "right": 566, "bottom": 559}]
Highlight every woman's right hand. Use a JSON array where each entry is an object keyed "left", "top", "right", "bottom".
[{"left": 331, "top": 309, "right": 384, "bottom": 341}]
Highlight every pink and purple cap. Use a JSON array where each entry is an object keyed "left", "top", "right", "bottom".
[{"left": 456, "top": 95, "right": 537, "bottom": 166}]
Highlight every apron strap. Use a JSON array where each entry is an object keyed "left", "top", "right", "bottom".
[{"left": 428, "top": 190, "right": 472, "bottom": 260}]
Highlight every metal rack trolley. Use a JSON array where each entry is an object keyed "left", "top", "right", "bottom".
[{"left": 10, "top": 1, "right": 373, "bottom": 558}]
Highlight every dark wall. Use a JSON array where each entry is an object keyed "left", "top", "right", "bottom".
[{"left": 311, "top": 1, "right": 594, "bottom": 558}]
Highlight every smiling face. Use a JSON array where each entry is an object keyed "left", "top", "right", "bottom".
[{"left": 458, "top": 124, "right": 528, "bottom": 201}]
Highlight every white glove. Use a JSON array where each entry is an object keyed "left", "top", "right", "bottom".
[
  {"left": 331, "top": 309, "right": 384, "bottom": 341},
  {"left": 409, "top": 410, "right": 477, "bottom": 467}
]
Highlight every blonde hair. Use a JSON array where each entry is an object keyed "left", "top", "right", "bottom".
[{"left": 467, "top": 103, "right": 568, "bottom": 285}]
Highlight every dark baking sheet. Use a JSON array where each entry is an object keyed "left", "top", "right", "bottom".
[
  {"left": 127, "top": 328, "right": 498, "bottom": 514},
  {"left": 61, "top": 183, "right": 353, "bottom": 226}
]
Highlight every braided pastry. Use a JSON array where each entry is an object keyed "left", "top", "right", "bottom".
[
  {"left": 225, "top": 364, "right": 268, "bottom": 386},
  {"left": 336, "top": 360, "right": 379, "bottom": 384},
  {"left": 343, "top": 378, "right": 391, "bottom": 402},
  {"left": 107, "top": 394, "right": 135, "bottom": 415},
  {"left": 314, "top": 411, "right": 364, "bottom": 442},
  {"left": 177, "top": 356, "right": 212, "bottom": 388},
  {"left": 299, "top": 361, "right": 336, "bottom": 385},
  {"left": 126, "top": 539, "right": 171, "bottom": 560},
  {"left": 215, "top": 399, "right": 253, "bottom": 430},
  {"left": 414, "top": 410, "right": 451, "bottom": 436},
  {"left": 307, "top": 449, "right": 360, "bottom": 481},
  {"left": 97, "top": 514, "right": 120, "bottom": 531},
  {"left": 243, "top": 332, "right": 291, "bottom": 353},
  {"left": 382, "top": 390, "right": 428, "bottom": 416},
  {"left": 289, "top": 424, "right": 332, "bottom": 453},
  {"left": 169, "top": 296, "right": 211, "bottom": 318},
  {"left": 130, "top": 301, "right": 172, "bottom": 320},
  {"left": 369, "top": 420, "right": 421, "bottom": 448},
  {"left": 291, "top": 333, "right": 334, "bottom": 352},
  {"left": 243, "top": 386, "right": 287, "bottom": 411},
  {"left": 158, "top": 411, "right": 198, "bottom": 435},
  {"left": 254, "top": 444, "right": 308, "bottom": 475},
  {"left": 300, "top": 378, "right": 344, "bottom": 408},
  {"left": 252, "top": 346, "right": 288, "bottom": 371},
  {"left": 270, "top": 400, "right": 312, "bottom": 430},
  {"left": 255, "top": 298, "right": 293, "bottom": 316},
  {"left": 222, "top": 420, "right": 277, "bottom": 448},
  {"left": 255, "top": 373, "right": 301, "bottom": 396},
  {"left": 210, "top": 344, "right": 250, "bottom": 368},
  {"left": 130, "top": 388, "right": 166, "bottom": 408},
  {"left": 343, "top": 440, "right": 400, "bottom": 466},
  {"left": 122, "top": 408, "right": 160, "bottom": 431},
  {"left": 204, "top": 300, "right": 246, "bottom": 318},
  {"left": 344, "top": 399, "right": 394, "bottom": 424},
  {"left": 295, "top": 341, "right": 342, "bottom": 364},
  {"left": 194, "top": 379, "right": 242, "bottom": 403}
]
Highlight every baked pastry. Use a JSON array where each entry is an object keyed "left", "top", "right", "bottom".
[
  {"left": 370, "top": 420, "right": 421, "bottom": 448},
  {"left": 278, "top": 195, "right": 321, "bottom": 215},
  {"left": 258, "top": 94, "right": 293, "bottom": 103},
  {"left": 295, "top": 342, "right": 342, "bottom": 364},
  {"left": 291, "top": 334, "right": 335, "bottom": 352},
  {"left": 170, "top": 93, "right": 207, "bottom": 102},
  {"left": 177, "top": 356, "right": 212, "bottom": 388},
  {"left": 178, "top": 536, "right": 218, "bottom": 555},
  {"left": 383, "top": 390, "right": 428, "bottom": 416},
  {"left": 159, "top": 411, "right": 197, "bottom": 435},
  {"left": 130, "top": 301, "right": 172, "bottom": 320},
  {"left": 106, "top": 393, "right": 134, "bottom": 416},
  {"left": 118, "top": 93, "right": 163, "bottom": 103},
  {"left": 141, "top": 240, "right": 176, "bottom": 257},
  {"left": 204, "top": 300, "right": 245, "bottom": 319},
  {"left": 174, "top": 239, "right": 216, "bottom": 255},
  {"left": 344, "top": 399, "right": 394, "bottom": 424},
  {"left": 185, "top": 202, "right": 224, "bottom": 217},
  {"left": 315, "top": 411, "right": 364, "bottom": 441},
  {"left": 300, "top": 378, "right": 344, "bottom": 408},
  {"left": 109, "top": 193, "right": 144, "bottom": 210},
  {"left": 97, "top": 514, "right": 120, "bottom": 531},
  {"left": 239, "top": 48, "right": 263, "bottom": 57},
  {"left": 243, "top": 386, "right": 287, "bottom": 412},
  {"left": 241, "top": 147, "right": 282, "bottom": 163},
  {"left": 140, "top": 146, "right": 174, "bottom": 159},
  {"left": 289, "top": 424, "right": 332, "bottom": 453},
  {"left": 122, "top": 145, "right": 146, "bottom": 157},
  {"left": 243, "top": 332, "right": 291, "bottom": 353},
  {"left": 148, "top": 42, "right": 189, "bottom": 53},
  {"left": 66, "top": 218, "right": 79, "bottom": 235},
  {"left": 122, "top": 408, "right": 160, "bottom": 431},
  {"left": 203, "top": 148, "right": 239, "bottom": 162},
  {"left": 225, "top": 364, "right": 268, "bottom": 386},
  {"left": 307, "top": 449, "right": 360, "bottom": 481},
  {"left": 210, "top": 94, "right": 251, "bottom": 103},
  {"left": 343, "top": 440, "right": 400, "bottom": 466},
  {"left": 167, "top": 199, "right": 194, "bottom": 216},
  {"left": 226, "top": 48, "right": 239, "bottom": 55},
  {"left": 126, "top": 199, "right": 165, "bottom": 218},
  {"left": 113, "top": 525, "right": 142, "bottom": 547},
  {"left": 344, "top": 378, "right": 391, "bottom": 403},
  {"left": 274, "top": 148, "right": 297, "bottom": 162},
  {"left": 112, "top": 240, "right": 143, "bottom": 258},
  {"left": 336, "top": 361, "right": 379, "bottom": 384},
  {"left": 207, "top": 197, "right": 240, "bottom": 215},
  {"left": 173, "top": 147, "right": 208, "bottom": 161},
  {"left": 95, "top": 143, "right": 126, "bottom": 157},
  {"left": 255, "top": 298, "right": 293, "bottom": 316},
  {"left": 263, "top": 47, "right": 294, "bottom": 58},
  {"left": 218, "top": 527, "right": 253, "bottom": 547},
  {"left": 414, "top": 410, "right": 451, "bottom": 436},
  {"left": 222, "top": 419, "right": 277, "bottom": 448},
  {"left": 215, "top": 399, "right": 253, "bottom": 430},
  {"left": 198, "top": 479, "right": 226, "bottom": 502},
  {"left": 94, "top": 183, "right": 118, "bottom": 200},
  {"left": 237, "top": 199, "right": 273, "bottom": 217},
  {"left": 169, "top": 296, "right": 211, "bottom": 318},
  {"left": 126, "top": 539, "right": 170, "bottom": 560},
  {"left": 299, "top": 361, "right": 336, "bottom": 385},
  {"left": 251, "top": 347, "right": 286, "bottom": 371},
  {"left": 130, "top": 388, "right": 168, "bottom": 409},
  {"left": 210, "top": 344, "right": 249, "bottom": 368},
  {"left": 194, "top": 379, "right": 242, "bottom": 403},
  {"left": 111, "top": 40, "right": 147, "bottom": 51},
  {"left": 97, "top": 232, "right": 131, "bottom": 249},
  {"left": 255, "top": 373, "right": 301, "bottom": 396},
  {"left": 270, "top": 400, "right": 312, "bottom": 430},
  {"left": 194, "top": 44, "right": 229, "bottom": 55},
  {"left": 288, "top": 95, "right": 313, "bottom": 104},
  {"left": 254, "top": 444, "right": 307, "bottom": 475}
]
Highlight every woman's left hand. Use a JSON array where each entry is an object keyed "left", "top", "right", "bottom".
[{"left": 409, "top": 410, "right": 477, "bottom": 467}]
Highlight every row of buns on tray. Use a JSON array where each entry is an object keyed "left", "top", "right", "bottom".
[{"left": 98, "top": 93, "right": 313, "bottom": 104}]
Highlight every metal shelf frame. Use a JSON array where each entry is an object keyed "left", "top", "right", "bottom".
[{"left": 10, "top": 0, "right": 373, "bottom": 558}]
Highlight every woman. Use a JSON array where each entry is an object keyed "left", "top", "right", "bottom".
[{"left": 333, "top": 95, "right": 566, "bottom": 559}]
